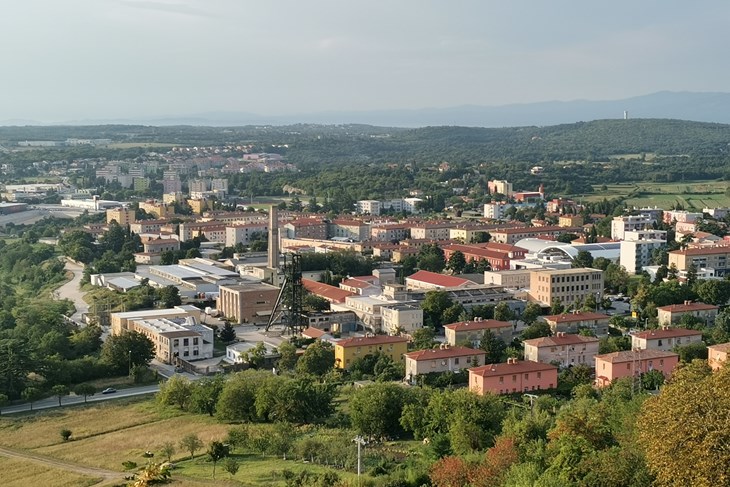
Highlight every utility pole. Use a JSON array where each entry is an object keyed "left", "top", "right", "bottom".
[{"left": 353, "top": 435, "right": 365, "bottom": 485}]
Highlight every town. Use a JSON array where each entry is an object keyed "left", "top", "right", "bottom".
[{"left": 1, "top": 126, "right": 729, "bottom": 486}]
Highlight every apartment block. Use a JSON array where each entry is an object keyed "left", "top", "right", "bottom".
[
  {"left": 523, "top": 333, "right": 600, "bottom": 367},
  {"left": 469, "top": 359, "right": 558, "bottom": 395},
  {"left": 528, "top": 267, "right": 604, "bottom": 307}
]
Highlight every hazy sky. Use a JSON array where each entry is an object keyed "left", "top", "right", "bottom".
[{"left": 2, "top": 0, "right": 728, "bottom": 121}]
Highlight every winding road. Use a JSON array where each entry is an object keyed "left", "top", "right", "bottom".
[{"left": 56, "top": 260, "right": 89, "bottom": 324}]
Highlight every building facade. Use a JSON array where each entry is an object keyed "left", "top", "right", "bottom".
[
  {"left": 523, "top": 333, "right": 600, "bottom": 367},
  {"left": 404, "top": 346, "right": 485, "bottom": 382},
  {"left": 217, "top": 283, "right": 280, "bottom": 324},
  {"left": 528, "top": 268, "right": 604, "bottom": 307},
  {"left": 469, "top": 359, "right": 558, "bottom": 395},
  {"left": 334, "top": 335, "right": 409, "bottom": 369},
  {"left": 594, "top": 350, "right": 679, "bottom": 387}
]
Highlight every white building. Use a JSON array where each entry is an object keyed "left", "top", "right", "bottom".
[
  {"left": 357, "top": 200, "right": 381, "bottom": 215},
  {"left": 381, "top": 304, "right": 423, "bottom": 335},
  {"left": 619, "top": 229, "right": 667, "bottom": 275},
  {"left": 129, "top": 316, "right": 214, "bottom": 364},
  {"left": 610, "top": 215, "right": 654, "bottom": 240},
  {"left": 484, "top": 202, "right": 513, "bottom": 219}
]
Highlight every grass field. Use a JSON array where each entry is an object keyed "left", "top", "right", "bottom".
[
  {"left": 0, "top": 457, "right": 101, "bottom": 487},
  {"left": 579, "top": 180, "right": 730, "bottom": 209}
]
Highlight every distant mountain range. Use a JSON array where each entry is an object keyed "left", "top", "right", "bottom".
[{"left": 6, "top": 91, "right": 730, "bottom": 128}]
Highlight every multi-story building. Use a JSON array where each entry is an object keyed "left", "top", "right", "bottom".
[
  {"left": 225, "top": 223, "right": 268, "bottom": 247},
  {"left": 631, "top": 327, "right": 704, "bottom": 352},
  {"left": 487, "top": 180, "right": 513, "bottom": 197},
  {"left": 668, "top": 246, "right": 730, "bottom": 279},
  {"left": 284, "top": 218, "right": 328, "bottom": 240},
  {"left": 449, "top": 224, "right": 495, "bottom": 244},
  {"left": 162, "top": 172, "right": 182, "bottom": 194},
  {"left": 663, "top": 210, "right": 702, "bottom": 225},
  {"left": 370, "top": 223, "right": 409, "bottom": 242},
  {"left": 558, "top": 215, "right": 584, "bottom": 228},
  {"left": 178, "top": 221, "right": 226, "bottom": 243},
  {"left": 381, "top": 304, "right": 423, "bottom": 335},
  {"left": 708, "top": 342, "right": 730, "bottom": 370},
  {"left": 541, "top": 311, "right": 611, "bottom": 336},
  {"left": 129, "top": 219, "right": 169, "bottom": 234},
  {"left": 594, "top": 350, "right": 679, "bottom": 387},
  {"left": 444, "top": 318, "right": 514, "bottom": 346},
  {"left": 409, "top": 222, "right": 453, "bottom": 240},
  {"left": 656, "top": 301, "right": 719, "bottom": 326},
  {"left": 110, "top": 305, "right": 202, "bottom": 336},
  {"left": 491, "top": 226, "right": 583, "bottom": 245},
  {"left": 357, "top": 200, "right": 381, "bottom": 215},
  {"left": 620, "top": 229, "right": 667, "bottom": 274},
  {"left": 441, "top": 243, "right": 525, "bottom": 271},
  {"left": 139, "top": 200, "right": 174, "bottom": 219},
  {"left": 610, "top": 215, "right": 654, "bottom": 240},
  {"left": 188, "top": 179, "right": 208, "bottom": 194},
  {"left": 106, "top": 207, "right": 135, "bottom": 226},
  {"left": 329, "top": 219, "right": 370, "bottom": 241},
  {"left": 404, "top": 346, "right": 485, "bottom": 382},
  {"left": 523, "top": 333, "right": 600, "bottom": 367},
  {"left": 484, "top": 202, "right": 514, "bottom": 220},
  {"left": 187, "top": 198, "right": 211, "bottom": 215},
  {"left": 483, "top": 269, "right": 532, "bottom": 288},
  {"left": 469, "top": 359, "right": 558, "bottom": 395},
  {"left": 405, "top": 270, "right": 474, "bottom": 291},
  {"left": 528, "top": 267, "right": 604, "bottom": 308},
  {"left": 128, "top": 316, "right": 214, "bottom": 364},
  {"left": 217, "top": 283, "right": 280, "bottom": 324},
  {"left": 334, "top": 335, "right": 409, "bottom": 369},
  {"left": 141, "top": 235, "right": 180, "bottom": 254}
]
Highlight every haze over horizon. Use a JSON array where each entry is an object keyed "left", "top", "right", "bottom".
[{"left": 3, "top": 1, "right": 729, "bottom": 123}]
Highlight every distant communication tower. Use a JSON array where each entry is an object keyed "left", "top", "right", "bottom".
[{"left": 624, "top": 110, "right": 629, "bottom": 120}]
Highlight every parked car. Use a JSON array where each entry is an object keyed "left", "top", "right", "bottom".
[{"left": 102, "top": 387, "right": 117, "bottom": 394}]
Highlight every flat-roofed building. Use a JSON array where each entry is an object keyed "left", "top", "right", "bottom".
[
  {"left": 128, "top": 316, "right": 213, "bottom": 364},
  {"left": 469, "top": 359, "right": 558, "bottom": 395},
  {"left": 217, "top": 282, "right": 280, "bottom": 324},
  {"left": 405, "top": 346, "right": 485, "bottom": 382},
  {"left": 656, "top": 301, "right": 719, "bottom": 326},
  {"left": 523, "top": 333, "right": 600, "bottom": 367},
  {"left": 225, "top": 223, "right": 268, "bottom": 247},
  {"left": 541, "top": 311, "right": 611, "bottom": 336},
  {"left": 381, "top": 304, "right": 423, "bottom": 335},
  {"left": 444, "top": 318, "right": 514, "bottom": 346},
  {"left": 106, "top": 207, "right": 135, "bottom": 226},
  {"left": 668, "top": 246, "right": 730, "bottom": 279},
  {"left": 611, "top": 215, "right": 654, "bottom": 240},
  {"left": 110, "top": 305, "right": 202, "bottom": 336},
  {"left": 631, "top": 327, "right": 704, "bottom": 352},
  {"left": 334, "top": 335, "right": 409, "bottom": 369},
  {"left": 594, "top": 350, "right": 679, "bottom": 387},
  {"left": 491, "top": 226, "right": 582, "bottom": 245},
  {"left": 528, "top": 267, "right": 603, "bottom": 307},
  {"left": 484, "top": 269, "right": 531, "bottom": 288}
]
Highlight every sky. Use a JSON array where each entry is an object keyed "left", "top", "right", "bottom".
[{"left": 1, "top": 0, "right": 728, "bottom": 122}]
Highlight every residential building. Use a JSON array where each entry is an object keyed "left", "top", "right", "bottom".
[
  {"left": 484, "top": 202, "right": 514, "bottom": 220},
  {"left": 523, "top": 333, "right": 600, "bottom": 367},
  {"left": 381, "top": 304, "right": 423, "bottom": 335},
  {"left": 225, "top": 223, "right": 268, "bottom": 247},
  {"left": 663, "top": 210, "right": 702, "bottom": 225},
  {"left": 631, "top": 327, "right": 704, "bottom": 352},
  {"left": 541, "top": 311, "right": 611, "bottom": 336},
  {"left": 491, "top": 226, "right": 583, "bottom": 245},
  {"left": 469, "top": 359, "right": 558, "bottom": 395},
  {"left": 405, "top": 270, "right": 474, "bottom": 290},
  {"left": 217, "top": 282, "right": 280, "bottom": 324},
  {"left": 187, "top": 198, "right": 211, "bottom": 215},
  {"left": 444, "top": 318, "right": 514, "bottom": 346},
  {"left": 178, "top": 221, "right": 226, "bottom": 243},
  {"left": 528, "top": 267, "right": 604, "bottom": 308},
  {"left": 405, "top": 346, "right": 485, "bottom": 382},
  {"left": 594, "top": 350, "right": 679, "bottom": 387},
  {"left": 139, "top": 200, "right": 174, "bottom": 219},
  {"left": 442, "top": 243, "right": 525, "bottom": 271},
  {"left": 483, "top": 269, "right": 531, "bottom": 288},
  {"left": 128, "top": 316, "right": 213, "bottom": 364},
  {"left": 302, "top": 279, "right": 355, "bottom": 304},
  {"left": 620, "top": 230, "right": 667, "bottom": 274},
  {"left": 708, "top": 342, "right": 730, "bottom": 370},
  {"left": 488, "top": 180, "right": 513, "bottom": 197},
  {"left": 558, "top": 215, "right": 584, "bottom": 228},
  {"left": 334, "top": 335, "right": 409, "bottom": 369},
  {"left": 141, "top": 235, "right": 180, "bottom": 254},
  {"left": 106, "top": 207, "right": 135, "bottom": 226},
  {"left": 329, "top": 219, "right": 369, "bottom": 241},
  {"left": 129, "top": 219, "right": 168, "bottom": 234},
  {"left": 656, "top": 301, "right": 719, "bottom": 326},
  {"left": 357, "top": 200, "right": 381, "bottom": 215},
  {"left": 668, "top": 246, "right": 730, "bottom": 279},
  {"left": 449, "top": 225, "right": 495, "bottom": 244},
  {"left": 370, "top": 223, "right": 409, "bottom": 242},
  {"left": 284, "top": 218, "right": 328, "bottom": 240},
  {"left": 225, "top": 341, "right": 279, "bottom": 367},
  {"left": 409, "top": 222, "right": 453, "bottom": 240},
  {"left": 610, "top": 215, "right": 654, "bottom": 240}
]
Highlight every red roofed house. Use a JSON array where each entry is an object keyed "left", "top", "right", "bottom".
[
  {"left": 523, "top": 332, "right": 600, "bottom": 367},
  {"left": 339, "top": 275, "right": 380, "bottom": 296},
  {"left": 302, "top": 278, "right": 355, "bottom": 304},
  {"left": 594, "top": 350, "right": 680, "bottom": 387},
  {"left": 708, "top": 342, "right": 730, "bottom": 370},
  {"left": 444, "top": 318, "right": 514, "bottom": 346},
  {"left": 334, "top": 335, "right": 409, "bottom": 369},
  {"left": 283, "top": 218, "right": 328, "bottom": 239},
  {"left": 404, "top": 345, "right": 486, "bottom": 382},
  {"left": 656, "top": 301, "right": 719, "bottom": 326},
  {"left": 542, "top": 311, "right": 611, "bottom": 336},
  {"left": 405, "top": 270, "right": 473, "bottom": 291},
  {"left": 469, "top": 358, "right": 558, "bottom": 395},
  {"left": 441, "top": 243, "right": 526, "bottom": 271},
  {"left": 631, "top": 327, "right": 704, "bottom": 352}
]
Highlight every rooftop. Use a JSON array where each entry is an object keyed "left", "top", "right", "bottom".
[
  {"left": 406, "top": 270, "right": 472, "bottom": 288},
  {"left": 708, "top": 342, "right": 730, "bottom": 353},
  {"left": 302, "top": 278, "right": 355, "bottom": 303},
  {"left": 444, "top": 319, "right": 513, "bottom": 332},
  {"left": 632, "top": 328, "right": 703, "bottom": 340},
  {"left": 469, "top": 360, "right": 557, "bottom": 377},
  {"left": 336, "top": 335, "right": 409, "bottom": 348},
  {"left": 595, "top": 349, "right": 679, "bottom": 363},
  {"left": 523, "top": 334, "right": 600, "bottom": 347},
  {"left": 405, "top": 346, "right": 484, "bottom": 361},
  {"left": 543, "top": 311, "right": 610, "bottom": 323},
  {"left": 657, "top": 302, "right": 719, "bottom": 312}
]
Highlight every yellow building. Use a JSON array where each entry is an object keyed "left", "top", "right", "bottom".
[
  {"left": 558, "top": 215, "right": 584, "bottom": 228},
  {"left": 106, "top": 207, "right": 135, "bottom": 226},
  {"left": 528, "top": 267, "right": 604, "bottom": 307},
  {"left": 187, "top": 198, "right": 211, "bottom": 215},
  {"left": 334, "top": 335, "right": 409, "bottom": 369},
  {"left": 139, "top": 200, "right": 174, "bottom": 218}
]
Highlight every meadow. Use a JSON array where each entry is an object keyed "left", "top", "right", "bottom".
[{"left": 579, "top": 180, "right": 730, "bottom": 209}]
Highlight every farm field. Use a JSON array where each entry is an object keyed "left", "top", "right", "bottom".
[
  {"left": 0, "top": 456, "right": 101, "bottom": 487},
  {"left": 580, "top": 180, "right": 730, "bottom": 209}
]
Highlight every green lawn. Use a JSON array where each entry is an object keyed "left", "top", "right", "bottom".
[{"left": 579, "top": 180, "right": 730, "bottom": 208}]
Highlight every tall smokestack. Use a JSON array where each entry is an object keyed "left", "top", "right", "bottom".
[{"left": 268, "top": 205, "right": 279, "bottom": 269}]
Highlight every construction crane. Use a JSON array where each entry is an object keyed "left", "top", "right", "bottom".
[{"left": 265, "top": 253, "right": 305, "bottom": 334}]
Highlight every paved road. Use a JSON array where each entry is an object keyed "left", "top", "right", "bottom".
[
  {"left": 0, "top": 384, "right": 160, "bottom": 415},
  {"left": 0, "top": 446, "right": 124, "bottom": 486},
  {"left": 55, "top": 261, "right": 89, "bottom": 323}
]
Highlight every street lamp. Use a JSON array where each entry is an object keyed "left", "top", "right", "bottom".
[
  {"left": 353, "top": 435, "right": 366, "bottom": 485},
  {"left": 523, "top": 393, "right": 538, "bottom": 415},
  {"left": 128, "top": 349, "right": 132, "bottom": 377}
]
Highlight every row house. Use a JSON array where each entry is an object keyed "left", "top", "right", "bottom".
[
  {"left": 405, "top": 346, "right": 485, "bottom": 382},
  {"left": 656, "top": 301, "right": 719, "bottom": 326},
  {"left": 491, "top": 226, "right": 583, "bottom": 245},
  {"left": 541, "top": 311, "right": 611, "bottom": 336},
  {"left": 469, "top": 358, "right": 558, "bottom": 395},
  {"left": 523, "top": 333, "right": 600, "bottom": 367}
]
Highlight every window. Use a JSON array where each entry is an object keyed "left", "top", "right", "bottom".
[
  {"left": 660, "top": 359, "right": 664, "bottom": 366},
  {"left": 193, "top": 349, "right": 199, "bottom": 356},
  {"left": 499, "top": 376, "right": 504, "bottom": 383},
  {"left": 537, "top": 372, "right": 542, "bottom": 379},
  {"left": 193, "top": 338, "right": 199, "bottom": 345},
  {"left": 454, "top": 358, "right": 460, "bottom": 365},
  {"left": 524, "top": 373, "right": 529, "bottom": 379},
  {"left": 183, "top": 338, "right": 189, "bottom": 346},
  {"left": 658, "top": 339, "right": 663, "bottom": 346},
  {"left": 183, "top": 351, "right": 189, "bottom": 357},
  {"left": 512, "top": 374, "right": 517, "bottom": 382},
  {"left": 173, "top": 339, "right": 179, "bottom": 346},
  {"left": 627, "top": 363, "right": 631, "bottom": 370},
  {"left": 431, "top": 361, "right": 436, "bottom": 368}
]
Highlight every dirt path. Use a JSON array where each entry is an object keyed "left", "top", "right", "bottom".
[
  {"left": 54, "top": 260, "right": 89, "bottom": 323},
  {"left": 0, "top": 445, "right": 124, "bottom": 486}
]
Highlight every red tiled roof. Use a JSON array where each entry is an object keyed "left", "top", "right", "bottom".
[
  {"left": 302, "top": 279, "right": 355, "bottom": 303},
  {"left": 595, "top": 349, "right": 679, "bottom": 364},
  {"left": 336, "top": 335, "right": 409, "bottom": 348},
  {"left": 708, "top": 342, "right": 730, "bottom": 353},
  {"left": 469, "top": 360, "right": 557, "bottom": 376},
  {"left": 444, "top": 319, "right": 513, "bottom": 332},
  {"left": 543, "top": 312, "right": 610, "bottom": 323},
  {"left": 406, "top": 270, "right": 471, "bottom": 288},
  {"left": 632, "top": 328, "right": 703, "bottom": 340},
  {"left": 523, "top": 334, "right": 600, "bottom": 347},
  {"left": 492, "top": 225, "right": 582, "bottom": 235},
  {"left": 302, "top": 327, "right": 326, "bottom": 338},
  {"left": 656, "top": 302, "right": 718, "bottom": 312},
  {"left": 340, "top": 278, "right": 376, "bottom": 289},
  {"left": 405, "top": 346, "right": 485, "bottom": 361}
]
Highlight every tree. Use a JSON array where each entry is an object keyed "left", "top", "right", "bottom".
[
  {"left": 207, "top": 440, "right": 229, "bottom": 479},
  {"left": 674, "top": 342, "right": 708, "bottom": 363},
  {"left": 604, "top": 263, "right": 630, "bottom": 294},
  {"left": 21, "top": 387, "right": 42, "bottom": 410},
  {"left": 159, "top": 441, "right": 176, "bottom": 463},
  {"left": 60, "top": 428, "right": 72, "bottom": 441},
  {"left": 296, "top": 340, "right": 334, "bottom": 376},
  {"left": 219, "top": 321, "right": 237, "bottom": 343},
  {"left": 179, "top": 433, "right": 203, "bottom": 460},
  {"left": 550, "top": 299, "right": 565, "bottom": 315},
  {"left": 51, "top": 384, "right": 70, "bottom": 407},
  {"left": 0, "top": 393, "right": 8, "bottom": 415},
  {"left": 158, "top": 375, "right": 193, "bottom": 410},
  {"left": 693, "top": 279, "right": 730, "bottom": 306},
  {"left": 572, "top": 250, "right": 594, "bottom": 269},
  {"left": 480, "top": 330, "right": 506, "bottom": 364},
  {"left": 556, "top": 233, "right": 578, "bottom": 243},
  {"left": 430, "top": 456, "right": 470, "bottom": 487},
  {"left": 411, "top": 327, "right": 437, "bottom": 350},
  {"left": 276, "top": 341, "right": 298, "bottom": 371},
  {"left": 422, "top": 291, "right": 454, "bottom": 329},
  {"left": 101, "top": 331, "right": 155, "bottom": 374},
  {"left": 350, "top": 383, "right": 411, "bottom": 438},
  {"left": 223, "top": 457, "right": 240, "bottom": 478},
  {"left": 521, "top": 321, "right": 552, "bottom": 340},
  {"left": 157, "top": 285, "right": 182, "bottom": 307},
  {"left": 637, "top": 361, "right": 730, "bottom": 486},
  {"left": 303, "top": 294, "right": 330, "bottom": 312},
  {"left": 446, "top": 251, "right": 467, "bottom": 274},
  {"left": 521, "top": 302, "right": 543, "bottom": 325},
  {"left": 189, "top": 376, "right": 225, "bottom": 417},
  {"left": 493, "top": 302, "right": 514, "bottom": 322},
  {"left": 418, "top": 244, "right": 446, "bottom": 272},
  {"left": 226, "top": 425, "right": 250, "bottom": 453}
]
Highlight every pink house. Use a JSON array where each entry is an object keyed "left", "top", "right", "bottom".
[
  {"left": 708, "top": 342, "right": 730, "bottom": 371},
  {"left": 594, "top": 349, "right": 679, "bottom": 387},
  {"left": 468, "top": 358, "right": 558, "bottom": 395}
]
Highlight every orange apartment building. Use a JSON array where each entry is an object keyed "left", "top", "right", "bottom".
[
  {"left": 707, "top": 342, "right": 730, "bottom": 370},
  {"left": 594, "top": 349, "right": 680, "bottom": 387},
  {"left": 469, "top": 358, "right": 558, "bottom": 395}
]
